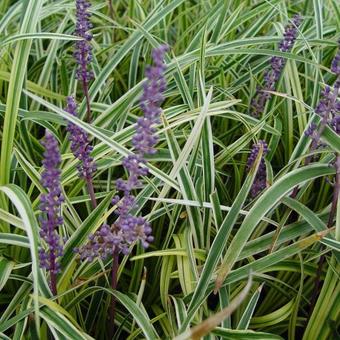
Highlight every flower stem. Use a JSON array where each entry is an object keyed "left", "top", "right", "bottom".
[
  {"left": 86, "top": 177, "right": 97, "bottom": 208},
  {"left": 81, "top": 79, "right": 96, "bottom": 208},
  {"left": 107, "top": 0, "right": 114, "bottom": 19},
  {"left": 82, "top": 78, "right": 92, "bottom": 123},
  {"left": 48, "top": 214, "right": 57, "bottom": 296},
  {"left": 50, "top": 270, "right": 57, "bottom": 296},
  {"left": 109, "top": 251, "right": 119, "bottom": 339},
  {"left": 49, "top": 242, "right": 57, "bottom": 296}
]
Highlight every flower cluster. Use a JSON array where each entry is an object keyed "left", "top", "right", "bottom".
[
  {"left": 77, "top": 45, "right": 169, "bottom": 261},
  {"left": 305, "top": 40, "right": 340, "bottom": 145},
  {"left": 65, "top": 96, "right": 96, "bottom": 180},
  {"left": 251, "top": 14, "right": 301, "bottom": 117},
  {"left": 74, "top": 0, "right": 93, "bottom": 83},
  {"left": 247, "top": 140, "right": 268, "bottom": 197},
  {"left": 75, "top": 219, "right": 153, "bottom": 261},
  {"left": 305, "top": 81, "right": 340, "bottom": 142},
  {"left": 39, "top": 131, "right": 64, "bottom": 275}
]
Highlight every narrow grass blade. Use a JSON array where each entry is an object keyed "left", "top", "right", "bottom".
[
  {"left": 0, "top": 257, "right": 15, "bottom": 291},
  {"left": 175, "top": 275, "right": 252, "bottom": 340},
  {"left": 0, "top": 0, "right": 43, "bottom": 187},
  {"left": 0, "top": 184, "right": 49, "bottom": 333}
]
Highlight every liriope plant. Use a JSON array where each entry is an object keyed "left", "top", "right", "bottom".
[{"left": 0, "top": 1, "right": 339, "bottom": 340}]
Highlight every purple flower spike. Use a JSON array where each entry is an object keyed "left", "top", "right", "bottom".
[
  {"left": 65, "top": 96, "right": 96, "bottom": 180},
  {"left": 76, "top": 45, "right": 168, "bottom": 261},
  {"left": 247, "top": 140, "right": 268, "bottom": 197},
  {"left": 113, "top": 44, "right": 168, "bottom": 249},
  {"left": 74, "top": 0, "right": 94, "bottom": 123},
  {"left": 306, "top": 80, "right": 340, "bottom": 149},
  {"left": 305, "top": 41, "right": 340, "bottom": 153},
  {"left": 39, "top": 131, "right": 64, "bottom": 294},
  {"left": 133, "top": 45, "right": 169, "bottom": 155},
  {"left": 74, "top": 0, "right": 93, "bottom": 84},
  {"left": 251, "top": 14, "right": 301, "bottom": 117}
]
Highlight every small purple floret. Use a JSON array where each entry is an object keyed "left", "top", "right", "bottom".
[
  {"left": 39, "top": 131, "right": 64, "bottom": 275},
  {"left": 331, "top": 39, "right": 340, "bottom": 76},
  {"left": 251, "top": 14, "right": 301, "bottom": 117},
  {"left": 247, "top": 140, "right": 268, "bottom": 197},
  {"left": 65, "top": 96, "right": 96, "bottom": 180},
  {"left": 304, "top": 122, "right": 317, "bottom": 137}
]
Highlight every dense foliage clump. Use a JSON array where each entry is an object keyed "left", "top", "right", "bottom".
[{"left": 0, "top": 1, "right": 339, "bottom": 339}]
